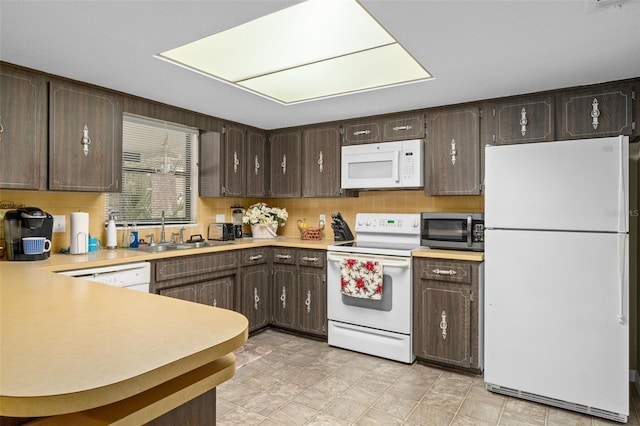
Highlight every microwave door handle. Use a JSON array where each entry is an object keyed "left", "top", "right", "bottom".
[
  {"left": 393, "top": 150, "right": 400, "bottom": 182},
  {"left": 466, "top": 215, "right": 472, "bottom": 248}
]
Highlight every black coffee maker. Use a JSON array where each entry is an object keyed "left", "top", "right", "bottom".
[{"left": 3, "top": 207, "right": 54, "bottom": 261}]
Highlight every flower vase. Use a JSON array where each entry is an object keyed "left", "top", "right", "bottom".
[{"left": 251, "top": 223, "right": 279, "bottom": 239}]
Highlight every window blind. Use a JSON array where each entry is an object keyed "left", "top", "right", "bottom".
[{"left": 105, "top": 114, "right": 198, "bottom": 226}]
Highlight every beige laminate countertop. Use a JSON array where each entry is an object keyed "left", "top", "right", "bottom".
[{"left": 0, "top": 261, "right": 248, "bottom": 418}]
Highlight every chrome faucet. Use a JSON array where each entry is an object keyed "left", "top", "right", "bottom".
[
  {"left": 160, "top": 210, "right": 166, "bottom": 244},
  {"left": 179, "top": 227, "right": 185, "bottom": 244}
]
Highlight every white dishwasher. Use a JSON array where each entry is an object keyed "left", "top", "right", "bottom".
[{"left": 58, "top": 262, "right": 151, "bottom": 292}]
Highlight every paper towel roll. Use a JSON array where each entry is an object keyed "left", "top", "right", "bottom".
[{"left": 70, "top": 212, "right": 89, "bottom": 254}]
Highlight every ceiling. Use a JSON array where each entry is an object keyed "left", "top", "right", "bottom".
[{"left": 1, "top": 0, "right": 639, "bottom": 130}]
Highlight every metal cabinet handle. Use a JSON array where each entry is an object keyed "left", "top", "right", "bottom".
[
  {"left": 432, "top": 268, "right": 457, "bottom": 276},
  {"left": 280, "top": 286, "right": 286, "bottom": 309},
  {"left": 392, "top": 125, "right": 412, "bottom": 131},
  {"left": 254, "top": 287, "right": 259, "bottom": 310},
  {"left": 591, "top": 98, "right": 600, "bottom": 130},
  {"left": 353, "top": 129, "right": 370, "bottom": 136},
  {"left": 520, "top": 107, "right": 528, "bottom": 136},
  {"left": 302, "top": 256, "right": 320, "bottom": 262},
  {"left": 81, "top": 124, "right": 91, "bottom": 156},
  {"left": 233, "top": 151, "right": 239, "bottom": 172},
  {"left": 213, "top": 298, "right": 217, "bottom": 308},
  {"left": 305, "top": 290, "right": 311, "bottom": 314},
  {"left": 318, "top": 150, "right": 323, "bottom": 173},
  {"left": 440, "top": 310, "right": 448, "bottom": 340},
  {"left": 254, "top": 155, "right": 260, "bottom": 175},
  {"left": 0, "top": 115, "right": 4, "bottom": 141},
  {"left": 249, "top": 254, "right": 264, "bottom": 261},
  {"left": 276, "top": 253, "right": 292, "bottom": 260},
  {"left": 281, "top": 154, "right": 287, "bottom": 175},
  {"left": 449, "top": 139, "right": 457, "bottom": 166}
]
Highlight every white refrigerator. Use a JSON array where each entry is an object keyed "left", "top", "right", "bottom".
[{"left": 484, "top": 136, "right": 631, "bottom": 422}]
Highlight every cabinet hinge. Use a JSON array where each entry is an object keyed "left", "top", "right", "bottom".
[
  {"left": 479, "top": 108, "right": 482, "bottom": 119},
  {"left": 470, "top": 355, "right": 474, "bottom": 365},
  {"left": 632, "top": 121, "right": 636, "bottom": 132},
  {"left": 492, "top": 107, "right": 496, "bottom": 117},
  {"left": 470, "top": 291, "right": 474, "bottom": 302},
  {"left": 222, "top": 125, "right": 226, "bottom": 134},
  {"left": 632, "top": 90, "right": 636, "bottom": 101}
]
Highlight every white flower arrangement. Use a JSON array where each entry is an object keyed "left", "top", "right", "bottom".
[{"left": 242, "top": 202, "right": 288, "bottom": 227}]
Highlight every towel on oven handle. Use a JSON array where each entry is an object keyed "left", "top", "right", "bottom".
[{"left": 340, "top": 258, "right": 383, "bottom": 300}]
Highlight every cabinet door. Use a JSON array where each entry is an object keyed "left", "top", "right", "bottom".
[
  {"left": 0, "top": 65, "right": 47, "bottom": 190},
  {"left": 302, "top": 125, "right": 341, "bottom": 197},
  {"left": 160, "top": 285, "right": 198, "bottom": 303},
  {"left": 298, "top": 267, "right": 327, "bottom": 336},
  {"left": 556, "top": 83, "right": 636, "bottom": 139},
  {"left": 246, "top": 129, "right": 267, "bottom": 198},
  {"left": 49, "top": 80, "right": 123, "bottom": 192},
  {"left": 198, "top": 130, "right": 222, "bottom": 197},
  {"left": 494, "top": 95, "right": 554, "bottom": 144},
  {"left": 414, "top": 282, "right": 472, "bottom": 368},
  {"left": 272, "top": 263, "right": 298, "bottom": 329},
  {"left": 425, "top": 106, "right": 481, "bottom": 195},
  {"left": 268, "top": 130, "right": 301, "bottom": 197},
  {"left": 223, "top": 125, "right": 245, "bottom": 197},
  {"left": 242, "top": 265, "right": 271, "bottom": 332},
  {"left": 342, "top": 118, "right": 382, "bottom": 144},
  {"left": 382, "top": 112, "right": 425, "bottom": 141},
  {"left": 199, "top": 276, "right": 234, "bottom": 310}
]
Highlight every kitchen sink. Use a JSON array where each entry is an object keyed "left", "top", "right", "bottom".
[{"left": 133, "top": 240, "right": 231, "bottom": 253}]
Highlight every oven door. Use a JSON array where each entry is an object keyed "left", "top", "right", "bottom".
[{"left": 327, "top": 251, "right": 412, "bottom": 334}]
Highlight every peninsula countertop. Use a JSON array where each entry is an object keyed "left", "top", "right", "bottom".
[{"left": 0, "top": 261, "right": 248, "bottom": 420}]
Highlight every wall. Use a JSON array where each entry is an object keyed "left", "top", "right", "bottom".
[{"left": 0, "top": 189, "right": 482, "bottom": 251}]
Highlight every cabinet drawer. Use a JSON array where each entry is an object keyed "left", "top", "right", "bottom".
[
  {"left": 298, "top": 250, "right": 325, "bottom": 268},
  {"left": 417, "top": 260, "right": 471, "bottom": 284},
  {"left": 242, "top": 248, "right": 268, "bottom": 266},
  {"left": 155, "top": 252, "right": 239, "bottom": 282},
  {"left": 273, "top": 248, "right": 296, "bottom": 264}
]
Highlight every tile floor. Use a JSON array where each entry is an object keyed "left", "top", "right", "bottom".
[{"left": 217, "top": 329, "right": 640, "bottom": 425}]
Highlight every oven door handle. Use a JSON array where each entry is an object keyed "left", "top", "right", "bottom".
[{"left": 327, "top": 252, "right": 411, "bottom": 268}]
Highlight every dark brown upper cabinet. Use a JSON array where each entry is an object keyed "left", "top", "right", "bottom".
[
  {"left": 268, "top": 130, "right": 301, "bottom": 197},
  {"left": 223, "top": 124, "right": 246, "bottom": 197},
  {"left": 302, "top": 124, "right": 342, "bottom": 197},
  {"left": 556, "top": 82, "right": 637, "bottom": 140},
  {"left": 486, "top": 94, "right": 555, "bottom": 145},
  {"left": 382, "top": 112, "right": 425, "bottom": 141},
  {"left": 198, "top": 130, "right": 223, "bottom": 197},
  {"left": 49, "top": 79, "right": 123, "bottom": 192},
  {"left": 425, "top": 106, "right": 481, "bottom": 196},
  {"left": 246, "top": 129, "right": 267, "bottom": 198},
  {"left": 341, "top": 117, "right": 382, "bottom": 145},
  {"left": 0, "top": 64, "right": 48, "bottom": 190}
]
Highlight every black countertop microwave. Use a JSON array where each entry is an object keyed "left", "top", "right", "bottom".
[{"left": 420, "top": 212, "right": 484, "bottom": 251}]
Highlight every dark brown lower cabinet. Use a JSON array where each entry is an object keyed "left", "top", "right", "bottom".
[
  {"left": 271, "top": 248, "right": 327, "bottom": 337},
  {"left": 240, "top": 248, "right": 271, "bottom": 332},
  {"left": 151, "top": 251, "right": 240, "bottom": 311},
  {"left": 413, "top": 257, "right": 482, "bottom": 372}
]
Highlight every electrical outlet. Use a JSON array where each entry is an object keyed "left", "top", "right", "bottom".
[
  {"left": 319, "top": 214, "right": 326, "bottom": 223},
  {"left": 215, "top": 214, "right": 225, "bottom": 223},
  {"left": 53, "top": 215, "right": 66, "bottom": 233}
]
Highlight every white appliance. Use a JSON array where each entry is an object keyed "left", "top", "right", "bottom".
[
  {"left": 327, "top": 213, "right": 421, "bottom": 363},
  {"left": 341, "top": 139, "right": 423, "bottom": 190},
  {"left": 484, "top": 136, "right": 633, "bottom": 423},
  {"left": 58, "top": 262, "right": 151, "bottom": 292}
]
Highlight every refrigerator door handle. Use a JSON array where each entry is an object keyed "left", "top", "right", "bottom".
[
  {"left": 617, "top": 136, "right": 627, "bottom": 233},
  {"left": 466, "top": 215, "right": 472, "bottom": 248},
  {"left": 617, "top": 234, "right": 626, "bottom": 324}
]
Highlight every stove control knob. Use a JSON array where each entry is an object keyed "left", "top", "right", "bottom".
[
  {"left": 366, "top": 218, "right": 372, "bottom": 226},
  {"left": 413, "top": 218, "right": 420, "bottom": 227},
  {"left": 358, "top": 218, "right": 364, "bottom": 226}
]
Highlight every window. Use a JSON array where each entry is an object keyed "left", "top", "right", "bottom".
[{"left": 105, "top": 114, "right": 198, "bottom": 226}]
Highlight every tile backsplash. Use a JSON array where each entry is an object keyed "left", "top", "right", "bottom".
[{"left": 0, "top": 189, "right": 483, "bottom": 251}]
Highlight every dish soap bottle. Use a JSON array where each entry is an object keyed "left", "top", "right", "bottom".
[{"left": 106, "top": 211, "right": 118, "bottom": 249}]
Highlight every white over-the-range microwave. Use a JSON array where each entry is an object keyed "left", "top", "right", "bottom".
[{"left": 341, "top": 139, "right": 423, "bottom": 190}]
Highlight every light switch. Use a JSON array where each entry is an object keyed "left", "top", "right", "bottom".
[{"left": 53, "top": 215, "right": 66, "bottom": 233}]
